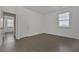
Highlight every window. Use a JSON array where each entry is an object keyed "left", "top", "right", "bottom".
[
  {"left": 0, "top": 18, "right": 3, "bottom": 28},
  {"left": 7, "top": 19, "right": 14, "bottom": 27},
  {"left": 58, "top": 12, "right": 70, "bottom": 27}
]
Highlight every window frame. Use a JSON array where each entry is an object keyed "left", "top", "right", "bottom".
[
  {"left": 57, "top": 12, "right": 71, "bottom": 28},
  {"left": 7, "top": 19, "right": 14, "bottom": 28}
]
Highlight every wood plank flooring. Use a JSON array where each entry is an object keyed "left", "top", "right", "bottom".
[{"left": 0, "top": 33, "right": 79, "bottom": 52}]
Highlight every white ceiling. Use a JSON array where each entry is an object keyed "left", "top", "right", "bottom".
[{"left": 23, "top": 6, "right": 68, "bottom": 14}]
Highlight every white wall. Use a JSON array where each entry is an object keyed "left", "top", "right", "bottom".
[
  {"left": 45, "top": 7, "right": 79, "bottom": 39},
  {"left": 0, "top": 7, "right": 3, "bottom": 46},
  {"left": 16, "top": 7, "right": 43, "bottom": 39},
  {"left": 0, "top": 6, "right": 79, "bottom": 40},
  {"left": 0, "top": 6, "right": 43, "bottom": 39}
]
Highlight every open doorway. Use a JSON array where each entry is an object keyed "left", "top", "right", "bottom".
[{"left": 3, "top": 12, "right": 16, "bottom": 40}]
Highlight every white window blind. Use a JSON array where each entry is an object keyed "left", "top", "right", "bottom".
[
  {"left": 58, "top": 12, "right": 70, "bottom": 27},
  {"left": 7, "top": 19, "right": 14, "bottom": 27}
]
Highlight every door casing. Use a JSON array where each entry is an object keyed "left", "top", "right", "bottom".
[{"left": 3, "top": 12, "right": 16, "bottom": 39}]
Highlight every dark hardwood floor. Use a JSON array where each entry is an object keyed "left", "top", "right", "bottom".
[{"left": 0, "top": 33, "right": 79, "bottom": 52}]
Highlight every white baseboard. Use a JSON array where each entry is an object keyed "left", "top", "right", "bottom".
[
  {"left": 46, "top": 32, "right": 79, "bottom": 40},
  {"left": 16, "top": 32, "right": 43, "bottom": 39},
  {"left": 16, "top": 32, "right": 79, "bottom": 40}
]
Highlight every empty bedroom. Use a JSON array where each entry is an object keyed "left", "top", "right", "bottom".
[{"left": 0, "top": 6, "right": 79, "bottom": 52}]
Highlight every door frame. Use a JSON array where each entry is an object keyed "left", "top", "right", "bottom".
[{"left": 3, "top": 12, "right": 16, "bottom": 39}]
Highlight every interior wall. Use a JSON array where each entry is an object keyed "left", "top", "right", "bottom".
[
  {"left": 16, "top": 7, "right": 43, "bottom": 39},
  {"left": 0, "top": 7, "right": 3, "bottom": 46},
  {"left": 0, "top": 6, "right": 79, "bottom": 40},
  {"left": 45, "top": 7, "right": 79, "bottom": 39},
  {"left": 0, "top": 6, "right": 43, "bottom": 39}
]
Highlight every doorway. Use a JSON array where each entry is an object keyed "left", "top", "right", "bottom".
[
  {"left": 3, "top": 12, "right": 16, "bottom": 40},
  {"left": 0, "top": 12, "right": 16, "bottom": 51}
]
